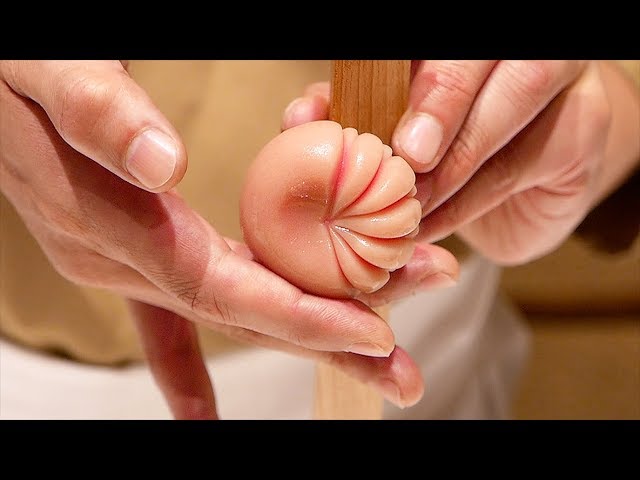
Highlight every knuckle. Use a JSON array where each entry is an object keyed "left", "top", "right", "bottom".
[
  {"left": 502, "top": 60, "right": 558, "bottom": 111},
  {"left": 0, "top": 60, "right": 20, "bottom": 86},
  {"left": 36, "top": 198, "right": 99, "bottom": 245},
  {"left": 163, "top": 270, "right": 241, "bottom": 327},
  {"left": 447, "top": 123, "right": 488, "bottom": 175},
  {"left": 167, "top": 249, "right": 240, "bottom": 328},
  {"left": 419, "top": 61, "right": 479, "bottom": 104},
  {"left": 36, "top": 199, "right": 80, "bottom": 232},
  {"left": 56, "top": 70, "right": 124, "bottom": 143},
  {"left": 516, "top": 60, "right": 557, "bottom": 97},
  {"left": 0, "top": 60, "right": 38, "bottom": 92},
  {"left": 205, "top": 252, "right": 240, "bottom": 325},
  {"left": 210, "top": 290, "right": 240, "bottom": 328},
  {"left": 46, "top": 244, "right": 98, "bottom": 285},
  {"left": 289, "top": 295, "right": 327, "bottom": 344},
  {"left": 165, "top": 275, "right": 205, "bottom": 312}
]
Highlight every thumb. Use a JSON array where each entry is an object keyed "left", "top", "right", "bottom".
[
  {"left": 391, "top": 60, "right": 496, "bottom": 173},
  {"left": 0, "top": 60, "right": 186, "bottom": 192}
]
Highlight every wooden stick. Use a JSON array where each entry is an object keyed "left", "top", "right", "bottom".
[
  {"left": 313, "top": 60, "right": 411, "bottom": 420},
  {"left": 328, "top": 60, "right": 410, "bottom": 145}
]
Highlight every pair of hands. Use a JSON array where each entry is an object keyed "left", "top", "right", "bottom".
[{"left": 1, "top": 60, "right": 637, "bottom": 419}]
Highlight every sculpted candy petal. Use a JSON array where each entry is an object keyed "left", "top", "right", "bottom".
[
  {"left": 240, "top": 120, "right": 420, "bottom": 298},
  {"left": 332, "top": 226, "right": 415, "bottom": 271},
  {"left": 334, "top": 197, "right": 422, "bottom": 239},
  {"left": 330, "top": 130, "right": 383, "bottom": 217},
  {"left": 340, "top": 155, "right": 416, "bottom": 218},
  {"left": 329, "top": 229, "right": 390, "bottom": 293}
]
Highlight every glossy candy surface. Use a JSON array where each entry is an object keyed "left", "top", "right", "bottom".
[{"left": 241, "top": 121, "right": 421, "bottom": 298}]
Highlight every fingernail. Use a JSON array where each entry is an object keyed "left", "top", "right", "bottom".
[
  {"left": 126, "top": 128, "right": 178, "bottom": 189},
  {"left": 346, "top": 342, "right": 391, "bottom": 357},
  {"left": 379, "top": 379, "right": 404, "bottom": 407},
  {"left": 395, "top": 113, "right": 443, "bottom": 170}
]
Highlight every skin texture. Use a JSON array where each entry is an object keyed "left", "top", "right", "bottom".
[
  {"left": 283, "top": 61, "right": 640, "bottom": 267},
  {"left": 5, "top": 59, "right": 636, "bottom": 419},
  {"left": 241, "top": 121, "right": 421, "bottom": 298},
  {"left": 0, "top": 61, "right": 459, "bottom": 419}
]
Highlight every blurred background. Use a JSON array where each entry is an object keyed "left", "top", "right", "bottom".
[{"left": 503, "top": 236, "right": 639, "bottom": 419}]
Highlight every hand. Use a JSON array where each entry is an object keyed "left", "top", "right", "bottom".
[
  {"left": 0, "top": 61, "right": 459, "bottom": 418},
  {"left": 283, "top": 61, "right": 640, "bottom": 266}
]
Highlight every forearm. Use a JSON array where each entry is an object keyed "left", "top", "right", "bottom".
[{"left": 593, "top": 60, "right": 640, "bottom": 206}]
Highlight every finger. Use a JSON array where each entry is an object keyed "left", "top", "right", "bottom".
[
  {"left": 104, "top": 264, "right": 421, "bottom": 409},
  {"left": 106, "top": 183, "right": 395, "bottom": 356},
  {"left": 128, "top": 300, "right": 218, "bottom": 420},
  {"left": 45, "top": 238, "right": 420, "bottom": 410},
  {"left": 418, "top": 60, "right": 587, "bottom": 215},
  {"left": 210, "top": 321, "right": 424, "bottom": 408},
  {"left": 94, "top": 260, "right": 424, "bottom": 406},
  {"left": 114, "top": 190, "right": 396, "bottom": 356},
  {"left": 35, "top": 224, "right": 421, "bottom": 410},
  {"left": 192, "top": 240, "right": 397, "bottom": 356},
  {"left": 118, "top": 273, "right": 422, "bottom": 409},
  {"left": 356, "top": 243, "right": 459, "bottom": 307},
  {"left": 281, "top": 82, "right": 330, "bottom": 130},
  {"left": 103, "top": 266, "right": 418, "bottom": 408},
  {"left": 126, "top": 278, "right": 422, "bottom": 408},
  {"left": 2, "top": 86, "right": 393, "bottom": 359},
  {"left": 0, "top": 60, "right": 187, "bottom": 192},
  {"left": 420, "top": 64, "right": 610, "bottom": 264},
  {"left": 325, "top": 346, "right": 425, "bottom": 408},
  {"left": 392, "top": 60, "right": 497, "bottom": 173}
]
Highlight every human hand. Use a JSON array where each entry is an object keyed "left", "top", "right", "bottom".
[
  {"left": 0, "top": 61, "right": 458, "bottom": 418},
  {"left": 283, "top": 61, "right": 640, "bottom": 265}
]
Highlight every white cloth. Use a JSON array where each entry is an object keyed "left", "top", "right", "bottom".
[{"left": 0, "top": 254, "right": 531, "bottom": 419}]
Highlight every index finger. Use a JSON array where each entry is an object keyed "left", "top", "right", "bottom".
[
  {"left": 418, "top": 60, "right": 586, "bottom": 216},
  {"left": 98, "top": 185, "right": 397, "bottom": 357}
]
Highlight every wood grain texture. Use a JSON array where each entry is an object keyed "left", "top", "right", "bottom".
[
  {"left": 313, "top": 60, "right": 411, "bottom": 420},
  {"left": 329, "top": 60, "right": 410, "bottom": 145}
]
